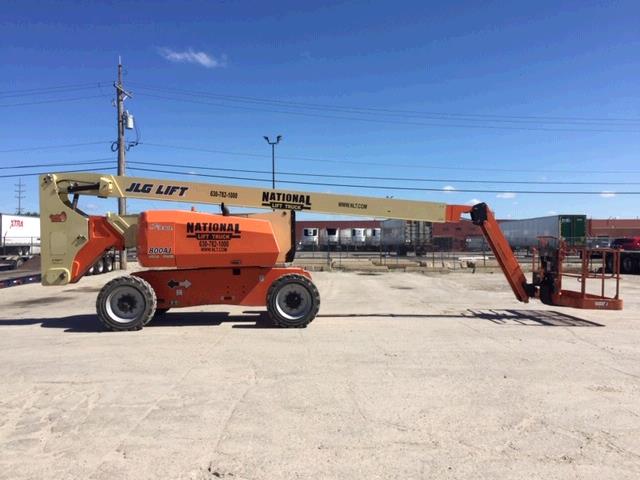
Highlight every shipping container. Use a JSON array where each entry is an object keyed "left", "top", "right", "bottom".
[
  {"left": 381, "top": 220, "right": 432, "bottom": 255},
  {"left": 500, "top": 214, "right": 587, "bottom": 250}
]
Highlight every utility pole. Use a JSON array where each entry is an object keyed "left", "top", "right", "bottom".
[
  {"left": 263, "top": 135, "right": 282, "bottom": 189},
  {"left": 15, "top": 178, "right": 25, "bottom": 215},
  {"left": 115, "top": 58, "right": 132, "bottom": 270}
]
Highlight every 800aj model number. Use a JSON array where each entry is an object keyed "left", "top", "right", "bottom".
[{"left": 148, "top": 247, "right": 172, "bottom": 255}]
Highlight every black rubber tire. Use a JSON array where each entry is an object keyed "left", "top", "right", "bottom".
[
  {"left": 96, "top": 276, "right": 156, "bottom": 331},
  {"left": 621, "top": 255, "right": 634, "bottom": 274},
  {"left": 95, "top": 259, "right": 105, "bottom": 275},
  {"left": 104, "top": 256, "right": 114, "bottom": 272},
  {"left": 605, "top": 255, "right": 614, "bottom": 274},
  {"left": 266, "top": 274, "right": 320, "bottom": 328},
  {"left": 540, "top": 284, "right": 553, "bottom": 306}
]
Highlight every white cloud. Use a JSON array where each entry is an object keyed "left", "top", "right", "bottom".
[
  {"left": 158, "top": 48, "right": 227, "bottom": 68},
  {"left": 600, "top": 191, "right": 616, "bottom": 198},
  {"left": 466, "top": 198, "right": 481, "bottom": 205},
  {"left": 496, "top": 192, "right": 516, "bottom": 199},
  {"left": 548, "top": 210, "right": 557, "bottom": 215},
  {"left": 442, "top": 185, "right": 456, "bottom": 193}
]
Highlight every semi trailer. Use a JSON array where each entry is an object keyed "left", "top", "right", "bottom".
[
  {"left": 0, "top": 214, "right": 40, "bottom": 256},
  {"left": 500, "top": 214, "right": 587, "bottom": 250},
  {"left": 381, "top": 219, "right": 432, "bottom": 255}
]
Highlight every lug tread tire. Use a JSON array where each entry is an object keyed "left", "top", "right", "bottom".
[
  {"left": 96, "top": 276, "right": 156, "bottom": 331},
  {"left": 266, "top": 274, "right": 320, "bottom": 328}
]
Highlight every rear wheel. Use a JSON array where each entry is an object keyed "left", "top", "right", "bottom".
[
  {"left": 605, "top": 255, "right": 614, "bottom": 273},
  {"left": 104, "top": 255, "right": 114, "bottom": 272},
  {"left": 267, "top": 274, "right": 320, "bottom": 328},
  {"left": 95, "top": 259, "right": 105, "bottom": 275},
  {"left": 96, "top": 276, "right": 156, "bottom": 331}
]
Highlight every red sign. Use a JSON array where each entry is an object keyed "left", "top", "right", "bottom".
[{"left": 49, "top": 212, "right": 67, "bottom": 223}]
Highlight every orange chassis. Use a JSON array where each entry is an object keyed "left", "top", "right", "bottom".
[{"left": 134, "top": 267, "right": 312, "bottom": 310}]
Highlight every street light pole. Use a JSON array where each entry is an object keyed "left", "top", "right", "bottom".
[
  {"left": 263, "top": 135, "right": 282, "bottom": 189},
  {"left": 271, "top": 142, "right": 275, "bottom": 189}
]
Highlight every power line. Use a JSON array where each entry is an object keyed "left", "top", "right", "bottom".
[
  {"left": 140, "top": 141, "right": 640, "bottom": 175},
  {"left": 0, "top": 95, "right": 107, "bottom": 108},
  {"left": 0, "top": 167, "right": 117, "bottom": 179},
  {"left": 2, "top": 157, "right": 633, "bottom": 186},
  {"left": 126, "top": 165, "right": 640, "bottom": 195},
  {"left": 136, "top": 92, "right": 640, "bottom": 134},
  {"left": 0, "top": 158, "right": 115, "bottom": 170},
  {"left": 0, "top": 82, "right": 108, "bottom": 98},
  {"left": 0, "top": 141, "right": 110, "bottom": 153},
  {"left": 127, "top": 160, "right": 640, "bottom": 186},
  {"left": 131, "top": 83, "right": 640, "bottom": 125}
]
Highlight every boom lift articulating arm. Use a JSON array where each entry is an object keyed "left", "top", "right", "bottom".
[{"left": 40, "top": 172, "right": 622, "bottom": 331}]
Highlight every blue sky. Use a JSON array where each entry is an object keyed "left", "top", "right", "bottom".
[{"left": 2, "top": 0, "right": 640, "bottom": 220}]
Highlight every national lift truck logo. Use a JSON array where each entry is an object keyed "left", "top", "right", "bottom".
[
  {"left": 186, "top": 222, "right": 242, "bottom": 240},
  {"left": 261, "top": 191, "right": 312, "bottom": 210},
  {"left": 186, "top": 222, "right": 242, "bottom": 253}
]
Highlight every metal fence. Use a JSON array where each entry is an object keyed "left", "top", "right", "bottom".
[{"left": 295, "top": 241, "right": 495, "bottom": 269}]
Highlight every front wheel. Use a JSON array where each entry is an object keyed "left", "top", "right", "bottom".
[
  {"left": 96, "top": 276, "right": 157, "bottom": 331},
  {"left": 267, "top": 274, "right": 320, "bottom": 328}
]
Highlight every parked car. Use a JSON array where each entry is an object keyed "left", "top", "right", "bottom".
[
  {"left": 585, "top": 237, "right": 612, "bottom": 259},
  {"left": 611, "top": 237, "right": 640, "bottom": 251}
]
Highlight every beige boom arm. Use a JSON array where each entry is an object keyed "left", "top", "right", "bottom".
[{"left": 45, "top": 172, "right": 449, "bottom": 221}]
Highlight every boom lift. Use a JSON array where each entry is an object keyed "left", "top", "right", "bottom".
[{"left": 39, "top": 172, "right": 623, "bottom": 331}]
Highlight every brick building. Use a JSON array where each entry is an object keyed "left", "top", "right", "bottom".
[{"left": 588, "top": 219, "right": 640, "bottom": 238}]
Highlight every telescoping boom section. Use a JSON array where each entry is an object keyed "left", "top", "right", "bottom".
[{"left": 39, "top": 172, "right": 622, "bottom": 331}]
